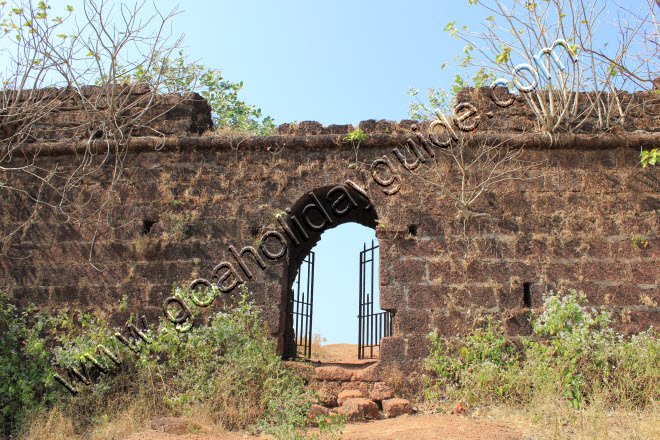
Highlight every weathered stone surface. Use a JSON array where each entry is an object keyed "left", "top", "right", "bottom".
[
  {"left": 370, "top": 382, "right": 394, "bottom": 403},
  {"left": 340, "top": 381, "right": 370, "bottom": 397},
  {"left": 150, "top": 417, "right": 188, "bottom": 434},
  {"left": 307, "top": 404, "right": 330, "bottom": 425},
  {"left": 382, "top": 398, "right": 414, "bottom": 418},
  {"left": 315, "top": 366, "right": 353, "bottom": 382},
  {"left": 337, "top": 389, "right": 363, "bottom": 406},
  {"left": 352, "top": 363, "right": 382, "bottom": 382},
  {"left": 318, "top": 386, "right": 338, "bottom": 407},
  {"left": 298, "top": 121, "right": 324, "bottom": 135},
  {"left": 380, "top": 337, "right": 406, "bottom": 360},
  {"left": 337, "top": 398, "right": 380, "bottom": 421},
  {"left": 379, "top": 286, "right": 401, "bottom": 311},
  {"left": 2, "top": 85, "right": 659, "bottom": 371}
]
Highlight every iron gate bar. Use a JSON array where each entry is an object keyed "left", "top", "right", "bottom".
[
  {"left": 306, "top": 251, "right": 314, "bottom": 358},
  {"left": 358, "top": 241, "right": 393, "bottom": 359},
  {"left": 284, "top": 251, "right": 314, "bottom": 359}
]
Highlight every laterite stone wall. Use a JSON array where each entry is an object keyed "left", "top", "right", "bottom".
[{"left": 1, "top": 86, "right": 659, "bottom": 363}]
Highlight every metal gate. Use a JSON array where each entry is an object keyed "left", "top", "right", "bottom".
[
  {"left": 284, "top": 251, "right": 315, "bottom": 359},
  {"left": 358, "top": 241, "right": 393, "bottom": 359}
]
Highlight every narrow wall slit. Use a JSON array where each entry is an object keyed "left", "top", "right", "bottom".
[
  {"left": 141, "top": 219, "right": 155, "bottom": 235},
  {"left": 523, "top": 282, "right": 532, "bottom": 308}
]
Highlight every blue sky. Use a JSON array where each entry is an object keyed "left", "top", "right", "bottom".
[
  {"left": 152, "top": 0, "right": 651, "bottom": 125},
  {"left": 155, "top": 0, "right": 485, "bottom": 125},
  {"left": 5, "top": 0, "right": 651, "bottom": 124}
]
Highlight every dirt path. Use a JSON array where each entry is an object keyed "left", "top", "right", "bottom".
[
  {"left": 125, "top": 344, "right": 524, "bottom": 440},
  {"left": 123, "top": 413, "right": 524, "bottom": 440},
  {"left": 308, "top": 343, "right": 375, "bottom": 364}
]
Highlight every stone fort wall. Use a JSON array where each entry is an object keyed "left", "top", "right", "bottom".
[{"left": 1, "top": 86, "right": 659, "bottom": 363}]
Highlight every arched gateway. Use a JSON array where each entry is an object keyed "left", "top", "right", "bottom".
[{"left": 278, "top": 183, "right": 391, "bottom": 360}]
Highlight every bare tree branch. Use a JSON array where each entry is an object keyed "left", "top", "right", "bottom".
[
  {"left": 395, "top": 124, "right": 542, "bottom": 224},
  {"left": 0, "top": 0, "right": 201, "bottom": 253},
  {"left": 444, "top": 0, "right": 658, "bottom": 135}
]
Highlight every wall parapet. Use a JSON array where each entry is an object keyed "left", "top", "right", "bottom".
[
  {"left": 7, "top": 84, "right": 658, "bottom": 161},
  {"left": 8, "top": 132, "right": 660, "bottom": 159}
]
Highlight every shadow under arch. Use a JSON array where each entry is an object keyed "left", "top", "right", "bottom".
[{"left": 278, "top": 183, "right": 378, "bottom": 359}]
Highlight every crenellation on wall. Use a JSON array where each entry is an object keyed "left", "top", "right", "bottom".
[{"left": 455, "top": 86, "right": 660, "bottom": 134}]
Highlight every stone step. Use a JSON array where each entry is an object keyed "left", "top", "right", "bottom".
[
  {"left": 312, "top": 360, "right": 381, "bottom": 382},
  {"left": 307, "top": 385, "right": 414, "bottom": 424}
]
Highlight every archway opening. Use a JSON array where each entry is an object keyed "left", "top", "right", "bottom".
[
  {"left": 304, "top": 223, "right": 380, "bottom": 362},
  {"left": 280, "top": 184, "right": 390, "bottom": 361}
]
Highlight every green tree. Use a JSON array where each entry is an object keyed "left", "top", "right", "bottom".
[
  {"left": 408, "top": 69, "right": 494, "bottom": 120},
  {"left": 198, "top": 68, "right": 275, "bottom": 135},
  {"left": 119, "top": 53, "right": 275, "bottom": 135}
]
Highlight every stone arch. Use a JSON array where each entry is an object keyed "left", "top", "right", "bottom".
[{"left": 277, "top": 183, "right": 379, "bottom": 358}]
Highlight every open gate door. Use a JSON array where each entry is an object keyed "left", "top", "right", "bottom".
[
  {"left": 358, "top": 241, "right": 393, "bottom": 359},
  {"left": 284, "top": 251, "right": 315, "bottom": 359}
]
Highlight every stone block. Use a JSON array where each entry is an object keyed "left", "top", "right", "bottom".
[
  {"left": 307, "top": 404, "right": 330, "bottom": 425},
  {"left": 380, "top": 286, "right": 402, "bottom": 311},
  {"left": 408, "top": 283, "right": 450, "bottom": 309},
  {"left": 545, "top": 262, "right": 580, "bottom": 283},
  {"left": 316, "top": 367, "right": 353, "bottom": 382},
  {"left": 352, "top": 363, "right": 382, "bottom": 382},
  {"left": 406, "top": 333, "right": 431, "bottom": 359},
  {"left": 630, "top": 260, "right": 658, "bottom": 284},
  {"left": 392, "top": 259, "right": 426, "bottom": 283},
  {"left": 337, "top": 397, "right": 380, "bottom": 421},
  {"left": 370, "top": 382, "right": 394, "bottom": 403},
  {"left": 428, "top": 260, "right": 463, "bottom": 283},
  {"left": 380, "top": 337, "right": 406, "bottom": 361},
  {"left": 581, "top": 260, "right": 627, "bottom": 282},
  {"left": 337, "top": 390, "right": 363, "bottom": 406},
  {"left": 318, "top": 386, "right": 339, "bottom": 408},
  {"left": 382, "top": 398, "right": 414, "bottom": 418},
  {"left": 397, "top": 309, "right": 431, "bottom": 334}
]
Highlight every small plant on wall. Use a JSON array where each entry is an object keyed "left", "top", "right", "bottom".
[
  {"left": 343, "top": 128, "right": 368, "bottom": 168},
  {"left": 162, "top": 212, "right": 193, "bottom": 241},
  {"left": 640, "top": 148, "right": 658, "bottom": 168},
  {"left": 631, "top": 236, "right": 649, "bottom": 250}
]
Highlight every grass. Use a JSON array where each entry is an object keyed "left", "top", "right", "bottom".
[
  {"left": 425, "top": 288, "right": 660, "bottom": 439},
  {"left": 471, "top": 401, "right": 660, "bottom": 439},
  {"left": 6, "top": 286, "right": 345, "bottom": 440},
  {"left": 310, "top": 332, "right": 329, "bottom": 361},
  {"left": 294, "top": 332, "right": 330, "bottom": 361}
]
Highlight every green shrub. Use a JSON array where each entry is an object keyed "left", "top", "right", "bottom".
[
  {"left": 17, "top": 285, "right": 340, "bottom": 440},
  {"left": 145, "top": 285, "right": 316, "bottom": 432},
  {"left": 426, "top": 317, "right": 526, "bottom": 405},
  {"left": 0, "top": 295, "right": 62, "bottom": 437},
  {"left": 425, "top": 289, "right": 660, "bottom": 410},
  {"left": 608, "top": 329, "right": 660, "bottom": 406},
  {"left": 522, "top": 290, "right": 616, "bottom": 409}
]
